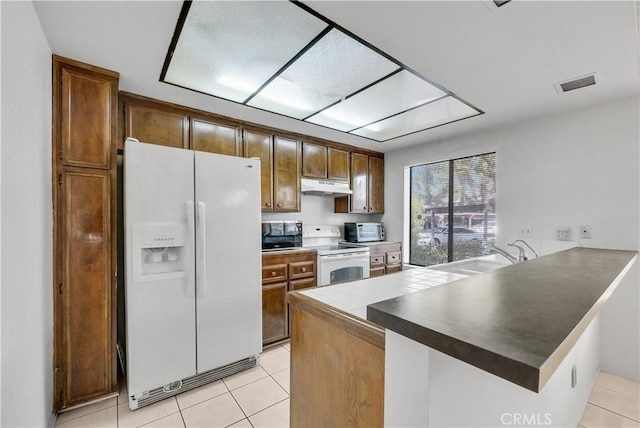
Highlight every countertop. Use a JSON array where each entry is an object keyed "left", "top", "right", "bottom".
[
  {"left": 299, "top": 264, "right": 472, "bottom": 320},
  {"left": 367, "top": 247, "right": 637, "bottom": 392}
]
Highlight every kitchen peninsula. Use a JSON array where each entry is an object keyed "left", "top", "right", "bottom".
[{"left": 287, "top": 248, "right": 638, "bottom": 427}]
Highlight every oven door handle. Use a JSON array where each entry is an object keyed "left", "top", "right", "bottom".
[{"left": 323, "top": 252, "right": 369, "bottom": 258}]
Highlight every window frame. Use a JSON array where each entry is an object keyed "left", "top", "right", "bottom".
[{"left": 408, "top": 151, "right": 496, "bottom": 266}]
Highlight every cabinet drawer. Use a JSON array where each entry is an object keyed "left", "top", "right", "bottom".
[
  {"left": 370, "top": 266, "right": 386, "bottom": 277},
  {"left": 386, "top": 264, "right": 402, "bottom": 274},
  {"left": 289, "top": 261, "right": 315, "bottom": 280},
  {"left": 262, "top": 264, "right": 288, "bottom": 284},
  {"left": 370, "top": 254, "right": 386, "bottom": 267},
  {"left": 289, "top": 277, "right": 316, "bottom": 291},
  {"left": 386, "top": 251, "right": 401, "bottom": 265}
]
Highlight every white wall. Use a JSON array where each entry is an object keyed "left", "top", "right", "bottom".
[
  {"left": 1, "top": 2, "right": 54, "bottom": 427},
  {"left": 262, "top": 194, "right": 383, "bottom": 238},
  {"left": 383, "top": 95, "right": 640, "bottom": 380}
]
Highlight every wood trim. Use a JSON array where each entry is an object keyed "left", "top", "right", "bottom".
[
  {"left": 53, "top": 56, "right": 118, "bottom": 410},
  {"left": 287, "top": 291, "right": 385, "bottom": 350},
  {"left": 290, "top": 305, "right": 384, "bottom": 427},
  {"left": 53, "top": 55, "right": 119, "bottom": 78},
  {"left": 118, "top": 91, "right": 384, "bottom": 158}
]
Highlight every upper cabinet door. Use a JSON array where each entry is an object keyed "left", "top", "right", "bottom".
[
  {"left": 302, "top": 142, "right": 327, "bottom": 179},
  {"left": 244, "top": 129, "right": 274, "bottom": 211},
  {"left": 125, "top": 104, "right": 189, "bottom": 149},
  {"left": 273, "top": 136, "right": 300, "bottom": 212},
  {"left": 327, "top": 148, "right": 349, "bottom": 181},
  {"left": 191, "top": 117, "right": 242, "bottom": 156},
  {"left": 350, "top": 153, "right": 369, "bottom": 213},
  {"left": 368, "top": 156, "right": 384, "bottom": 214},
  {"left": 60, "top": 68, "right": 116, "bottom": 169}
]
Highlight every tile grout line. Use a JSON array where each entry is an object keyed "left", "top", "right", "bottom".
[
  {"left": 587, "top": 401, "right": 640, "bottom": 423},
  {"left": 226, "top": 390, "right": 252, "bottom": 428},
  {"left": 243, "top": 397, "right": 290, "bottom": 420},
  {"left": 594, "top": 384, "right": 640, "bottom": 401}
]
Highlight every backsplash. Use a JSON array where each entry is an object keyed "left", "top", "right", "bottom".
[{"left": 262, "top": 194, "right": 383, "bottom": 236}]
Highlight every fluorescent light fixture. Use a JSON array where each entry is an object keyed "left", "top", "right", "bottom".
[
  {"left": 351, "top": 97, "right": 480, "bottom": 141},
  {"left": 161, "top": 1, "right": 482, "bottom": 142},
  {"left": 307, "top": 70, "right": 447, "bottom": 131}
]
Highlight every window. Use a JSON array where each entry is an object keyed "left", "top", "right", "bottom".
[{"left": 409, "top": 153, "right": 496, "bottom": 266}]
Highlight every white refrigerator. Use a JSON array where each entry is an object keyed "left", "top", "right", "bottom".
[{"left": 124, "top": 140, "right": 262, "bottom": 409}]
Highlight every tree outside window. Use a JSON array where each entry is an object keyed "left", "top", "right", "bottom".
[{"left": 410, "top": 153, "right": 496, "bottom": 266}]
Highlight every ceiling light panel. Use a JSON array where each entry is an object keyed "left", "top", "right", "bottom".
[
  {"left": 247, "top": 28, "right": 399, "bottom": 119},
  {"left": 163, "top": 1, "right": 328, "bottom": 102},
  {"left": 306, "top": 70, "right": 447, "bottom": 131},
  {"left": 351, "top": 97, "right": 480, "bottom": 141},
  {"left": 161, "top": 1, "right": 483, "bottom": 142}
]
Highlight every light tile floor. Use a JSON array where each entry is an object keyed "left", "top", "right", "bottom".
[
  {"left": 55, "top": 342, "right": 292, "bottom": 428},
  {"left": 579, "top": 371, "right": 640, "bottom": 428},
  {"left": 54, "top": 343, "right": 639, "bottom": 428}
]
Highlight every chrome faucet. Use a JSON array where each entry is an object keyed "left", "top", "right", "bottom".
[
  {"left": 508, "top": 239, "right": 538, "bottom": 262},
  {"left": 489, "top": 240, "right": 537, "bottom": 264},
  {"left": 489, "top": 244, "right": 518, "bottom": 264}
]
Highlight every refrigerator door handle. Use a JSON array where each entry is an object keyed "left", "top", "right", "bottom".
[
  {"left": 196, "top": 201, "right": 207, "bottom": 297},
  {"left": 185, "top": 201, "right": 195, "bottom": 299}
]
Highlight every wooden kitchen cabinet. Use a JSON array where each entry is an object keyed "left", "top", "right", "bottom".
[
  {"left": 368, "top": 242, "right": 402, "bottom": 276},
  {"left": 191, "top": 116, "right": 242, "bottom": 156},
  {"left": 243, "top": 129, "right": 274, "bottom": 210},
  {"left": 53, "top": 56, "right": 118, "bottom": 410},
  {"left": 60, "top": 68, "right": 112, "bottom": 169},
  {"left": 245, "top": 131, "right": 300, "bottom": 212},
  {"left": 302, "top": 142, "right": 350, "bottom": 182},
  {"left": 262, "top": 282, "right": 289, "bottom": 345},
  {"left": 273, "top": 136, "right": 301, "bottom": 211},
  {"left": 302, "top": 142, "right": 327, "bottom": 179},
  {"left": 368, "top": 156, "right": 385, "bottom": 214},
  {"left": 261, "top": 250, "right": 316, "bottom": 346},
  {"left": 328, "top": 147, "right": 350, "bottom": 181},
  {"left": 288, "top": 293, "right": 384, "bottom": 427},
  {"left": 335, "top": 153, "right": 384, "bottom": 214},
  {"left": 123, "top": 97, "right": 189, "bottom": 149}
]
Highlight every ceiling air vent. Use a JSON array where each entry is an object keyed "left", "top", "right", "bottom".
[{"left": 554, "top": 73, "right": 600, "bottom": 94}]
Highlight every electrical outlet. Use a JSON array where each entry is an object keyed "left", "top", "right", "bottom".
[
  {"left": 520, "top": 226, "right": 532, "bottom": 237},
  {"left": 557, "top": 227, "right": 570, "bottom": 241},
  {"left": 579, "top": 225, "right": 591, "bottom": 239}
]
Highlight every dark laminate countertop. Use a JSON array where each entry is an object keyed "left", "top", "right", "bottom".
[{"left": 367, "top": 248, "right": 637, "bottom": 392}]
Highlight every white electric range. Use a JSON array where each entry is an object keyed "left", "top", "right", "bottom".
[{"left": 303, "top": 225, "right": 370, "bottom": 286}]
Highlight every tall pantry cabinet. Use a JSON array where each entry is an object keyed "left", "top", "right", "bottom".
[{"left": 52, "top": 56, "right": 119, "bottom": 410}]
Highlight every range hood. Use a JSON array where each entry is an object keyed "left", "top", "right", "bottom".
[{"left": 301, "top": 178, "right": 353, "bottom": 197}]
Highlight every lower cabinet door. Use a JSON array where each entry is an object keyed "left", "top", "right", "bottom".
[
  {"left": 289, "top": 277, "right": 315, "bottom": 291},
  {"left": 386, "top": 264, "right": 402, "bottom": 274},
  {"left": 262, "top": 282, "right": 288, "bottom": 345},
  {"left": 370, "top": 266, "right": 386, "bottom": 277},
  {"left": 58, "top": 169, "right": 116, "bottom": 408}
]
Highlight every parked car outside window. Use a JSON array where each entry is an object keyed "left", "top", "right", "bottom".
[{"left": 417, "top": 227, "right": 484, "bottom": 246}]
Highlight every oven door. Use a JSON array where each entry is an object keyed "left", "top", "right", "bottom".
[{"left": 318, "top": 251, "right": 370, "bottom": 286}]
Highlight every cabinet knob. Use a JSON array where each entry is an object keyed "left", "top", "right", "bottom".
[
  {"left": 363, "top": 206, "right": 367, "bottom": 210},
  {"left": 271, "top": 271, "right": 276, "bottom": 277},
  {"left": 277, "top": 203, "right": 281, "bottom": 208},
  {"left": 301, "top": 267, "right": 306, "bottom": 273},
  {"left": 266, "top": 202, "right": 271, "bottom": 208}
]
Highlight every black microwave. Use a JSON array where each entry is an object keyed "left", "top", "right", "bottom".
[
  {"left": 344, "top": 222, "right": 385, "bottom": 243},
  {"left": 261, "top": 221, "right": 303, "bottom": 250}
]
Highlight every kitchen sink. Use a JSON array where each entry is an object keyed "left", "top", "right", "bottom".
[{"left": 429, "top": 258, "right": 510, "bottom": 275}]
